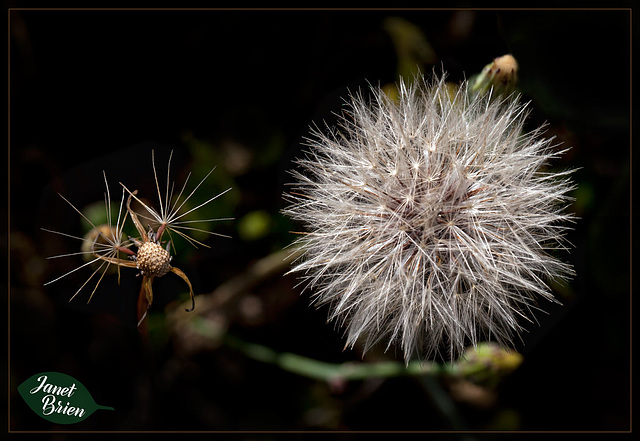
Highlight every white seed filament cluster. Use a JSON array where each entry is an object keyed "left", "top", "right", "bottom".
[
  {"left": 284, "top": 74, "right": 576, "bottom": 362},
  {"left": 136, "top": 242, "right": 171, "bottom": 277}
]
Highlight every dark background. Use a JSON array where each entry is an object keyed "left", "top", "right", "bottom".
[{"left": 8, "top": 8, "right": 631, "bottom": 435}]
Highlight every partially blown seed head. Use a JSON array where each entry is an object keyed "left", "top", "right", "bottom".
[
  {"left": 43, "top": 150, "right": 232, "bottom": 319},
  {"left": 284, "top": 73, "right": 576, "bottom": 362}
]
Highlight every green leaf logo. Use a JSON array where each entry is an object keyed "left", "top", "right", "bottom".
[{"left": 17, "top": 372, "right": 114, "bottom": 424}]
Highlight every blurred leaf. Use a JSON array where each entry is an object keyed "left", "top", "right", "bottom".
[
  {"left": 238, "top": 210, "right": 272, "bottom": 242},
  {"left": 254, "top": 129, "right": 286, "bottom": 169},
  {"left": 383, "top": 16, "right": 436, "bottom": 80},
  {"left": 572, "top": 180, "right": 595, "bottom": 216}
]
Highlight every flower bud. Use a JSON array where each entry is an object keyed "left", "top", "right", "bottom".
[{"left": 469, "top": 54, "right": 519, "bottom": 98}]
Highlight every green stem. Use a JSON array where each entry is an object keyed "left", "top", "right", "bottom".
[
  {"left": 223, "top": 334, "right": 472, "bottom": 432},
  {"left": 224, "top": 334, "right": 445, "bottom": 382}
]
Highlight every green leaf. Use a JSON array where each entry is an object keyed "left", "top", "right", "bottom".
[{"left": 17, "top": 372, "right": 114, "bottom": 425}]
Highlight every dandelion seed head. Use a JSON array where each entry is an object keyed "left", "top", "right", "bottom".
[{"left": 284, "top": 73, "right": 576, "bottom": 362}]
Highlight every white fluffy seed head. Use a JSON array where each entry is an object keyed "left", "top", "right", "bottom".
[{"left": 284, "top": 73, "right": 576, "bottom": 363}]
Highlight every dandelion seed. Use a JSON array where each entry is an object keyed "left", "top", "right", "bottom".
[
  {"left": 284, "top": 73, "right": 576, "bottom": 362},
  {"left": 121, "top": 150, "right": 233, "bottom": 249}
]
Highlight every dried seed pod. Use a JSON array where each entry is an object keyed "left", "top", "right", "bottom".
[{"left": 135, "top": 242, "right": 171, "bottom": 277}]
